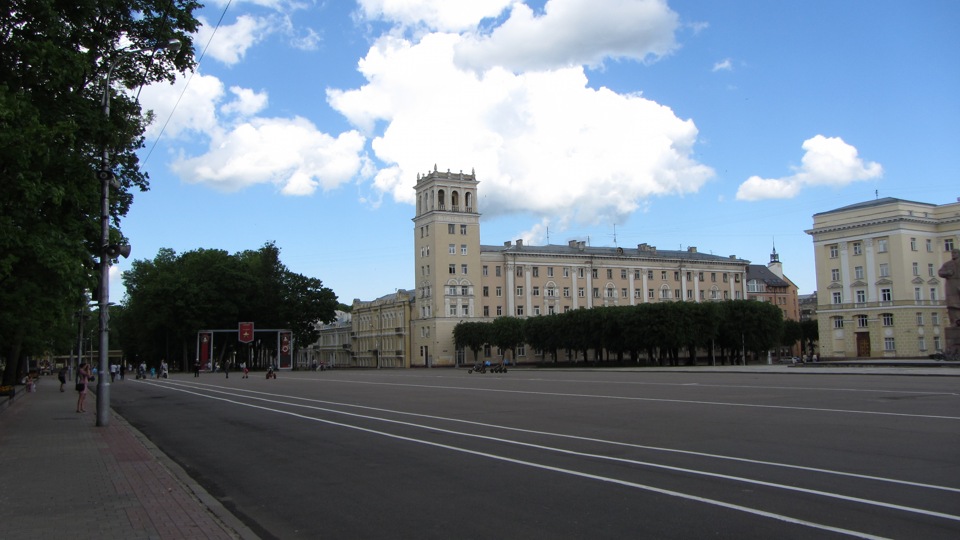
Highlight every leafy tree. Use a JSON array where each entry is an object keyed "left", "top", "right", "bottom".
[
  {"left": 0, "top": 1, "right": 199, "bottom": 385},
  {"left": 490, "top": 316, "right": 524, "bottom": 363},
  {"left": 800, "top": 319, "right": 819, "bottom": 358},
  {"left": 453, "top": 321, "right": 490, "bottom": 365},
  {"left": 781, "top": 319, "right": 803, "bottom": 359}
]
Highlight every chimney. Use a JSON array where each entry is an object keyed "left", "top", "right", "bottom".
[
  {"left": 516, "top": 239, "right": 523, "bottom": 247},
  {"left": 504, "top": 241, "right": 512, "bottom": 247},
  {"left": 687, "top": 246, "right": 697, "bottom": 253},
  {"left": 569, "top": 240, "right": 579, "bottom": 248}
]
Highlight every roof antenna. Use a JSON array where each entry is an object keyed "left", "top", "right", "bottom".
[
  {"left": 546, "top": 226, "right": 550, "bottom": 244},
  {"left": 875, "top": 189, "right": 879, "bottom": 200}
]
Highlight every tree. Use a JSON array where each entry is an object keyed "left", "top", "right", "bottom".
[
  {"left": 490, "top": 317, "right": 524, "bottom": 363},
  {"left": 453, "top": 321, "right": 490, "bottom": 365},
  {"left": 0, "top": 1, "right": 200, "bottom": 385}
]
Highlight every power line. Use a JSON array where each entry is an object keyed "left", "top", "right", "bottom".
[{"left": 140, "top": 1, "right": 234, "bottom": 168}]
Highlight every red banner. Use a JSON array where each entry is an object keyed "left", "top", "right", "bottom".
[
  {"left": 279, "top": 332, "right": 292, "bottom": 369},
  {"left": 239, "top": 322, "right": 254, "bottom": 343},
  {"left": 199, "top": 332, "right": 211, "bottom": 364}
]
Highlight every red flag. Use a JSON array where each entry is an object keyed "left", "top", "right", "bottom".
[
  {"left": 279, "top": 332, "right": 292, "bottom": 369},
  {"left": 239, "top": 322, "right": 254, "bottom": 343},
  {"left": 199, "top": 333, "right": 211, "bottom": 363}
]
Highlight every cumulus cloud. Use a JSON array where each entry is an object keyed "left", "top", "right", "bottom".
[
  {"left": 171, "top": 117, "right": 366, "bottom": 195},
  {"left": 356, "top": 0, "right": 513, "bottom": 32},
  {"left": 221, "top": 86, "right": 269, "bottom": 117},
  {"left": 736, "top": 135, "right": 883, "bottom": 201},
  {"left": 195, "top": 15, "right": 272, "bottom": 65},
  {"left": 455, "top": 0, "right": 680, "bottom": 71},
  {"left": 329, "top": 30, "right": 713, "bottom": 224},
  {"left": 712, "top": 58, "right": 732, "bottom": 71}
]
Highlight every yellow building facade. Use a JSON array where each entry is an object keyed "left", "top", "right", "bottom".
[{"left": 806, "top": 198, "right": 960, "bottom": 358}]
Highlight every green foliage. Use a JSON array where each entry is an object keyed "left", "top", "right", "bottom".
[
  {"left": 117, "top": 243, "right": 338, "bottom": 367},
  {"left": 0, "top": 1, "right": 200, "bottom": 384}
]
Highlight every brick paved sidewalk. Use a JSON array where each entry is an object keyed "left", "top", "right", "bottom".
[{"left": 0, "top": 379, "right": 257, "bottom": 539}]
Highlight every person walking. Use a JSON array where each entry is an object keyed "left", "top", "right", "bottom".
[
  {"left": 160, "top": 360, "right": 168, "bottom": 379},
  {"left": 193, "top": 359, "right": 201, "bottom": 377},
  {"left": 223, "top": 361, "right": 229, "bottom": 379},
  {"left": 57, "top": 366, "right": 67, "bottom": 392},
  {"left": 76, "top": 363, "right": 92, "bottom": 413},
  {"left": 241, "top": 362, "right": 248, "bottom": 379}
]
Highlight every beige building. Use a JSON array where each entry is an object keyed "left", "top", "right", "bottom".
[
  {"left": 410, "top": 167, "right": 750, "bottom": 367},
  {"left": 352, "top": 290, "right": 414, "bottom": 368},
  {"left": 806, "top": 197, "right": 960, "bottom": 358},
  {"left": 745, "top": 248, "right": 800, "bottom": 322},
  {"left": 298, "top": 310, "right": 352, "bottom": 369}
]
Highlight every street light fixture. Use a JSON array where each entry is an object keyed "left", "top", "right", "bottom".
[{"left": 95, "top": 38, "right": 181, "bottom": 427}]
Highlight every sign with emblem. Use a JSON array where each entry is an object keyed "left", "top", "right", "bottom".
[{"left": 239, "top": 322, "right": 254, "bottom": 343}]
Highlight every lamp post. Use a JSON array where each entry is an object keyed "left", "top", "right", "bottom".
[{"left": 95, "top": 39, "right": 180, "bottom": 427}]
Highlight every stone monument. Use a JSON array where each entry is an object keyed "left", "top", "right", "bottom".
[{"left": 937, "top": 248, "right": 960, "bottom": 358}]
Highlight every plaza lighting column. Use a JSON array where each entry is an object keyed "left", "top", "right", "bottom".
[{"left": 96, "top": 39, "right": 180, "bottom": 427}]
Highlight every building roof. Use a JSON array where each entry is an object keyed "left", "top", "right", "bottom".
[
  {"left": 745, "top": 264, "right": 789, "bottom": 288},
  {"left": 813, "top": 197, "right": 935, "bottom": 217},
  {"left": 480, "top": 241, "right": 749, "bottom": 264}
]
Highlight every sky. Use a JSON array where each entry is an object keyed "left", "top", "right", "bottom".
[{"left": 118, "top": 0, "right": 960, "bottom": 305}]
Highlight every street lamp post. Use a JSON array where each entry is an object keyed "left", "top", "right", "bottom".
[{"left": 95, "top": 39, "right": 180, "bottom": 427}]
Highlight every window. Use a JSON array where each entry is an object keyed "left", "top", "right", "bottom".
[
  {"left": 916, "top": 312, "right": 924, "bottom": 325},
  {"left": 516, "top": 306, "right": 524, "bottom": 316},
  {"left": 877, "top": 238, "right": 888, "bottom": 253},
  {"left": 532, "top": 286, "right": 540, "bottom": 296},
  {"left": 516, "top": 286, "right": 523, "bottom": 296},
  {"left": 461, "top": 285, "right": 469, "bottom": 296},
  {"left": 711, "top": 272, "right": 717, "bottom": 282},
  {"left": 449, "top": 305, "right": 457, "bottom": 316},
  {"left": 698, "top": 272, "right": 704, "bottom": 281},
  {"left": 449, "top": 244, "right": 456, "bottom": 254},
  {"left": 648, "top": 270, "right": 654, "bottom": 279},
  {"left": 460, "top": 224, "right": 467, "bottom": 235},
  {"left": 607, "top": 269, "right": 613, "bottom": 279},
  {"left": 928, "top": 263, "right": 935, "bottom": 277},
  {"left": 533, "top": 306, "right": 541, "bottom": 316},
  {"left": 910, "top": 238, "right": 917, "bottom": 251},
  {"left": 592, "top": 269, "right": 599, "bottom": 279},
  {"left": 483, "top": 306, "right": 489, "bottom": 317},
  {"left": 833, "top": 316, "right": 844, "bottom": 329},
  {"left": 853, "top": 242, "right": 862, "bottom": 255},
  {"left": 623, "top": 288, "right": 629, "bottom": 298},
  {"left": 496, "top": 287, "right": 502, "bottom": 297},
  {"left": 661, "top": 271, "right": 668, "bottom": 280},
  {"left": 548, "top": 306, "right": 555, "bottom": 315},
  {"left": 461, "top": 305, "right": 469, "bottom": 316},
  {"left": 606, "top": 287, "right": 615, "bottom": 298},
  {"left": 946, "top": 238, "right": 956, "bottom": 251},
  {"left": 546, "top": 287, "right": 556, "bottom": 297},
  {"left": 829, "top": 244, "right": 839, "bottom": 258},
  {"left": 547, "top": 267, "right": 554, "bottom": 277},
  {"left": 482, "top": 286, "right": 489, "bottom": 297},
  {"left": 918, "top": 337, "right": 927, "bottom": 351},
  {"left": 648, "top": 289, "right": 655, "bottom": 299},
  {"left": 881, "top": 288, "right": 892, "bottom": 302},
  {"left": 915, "top": 287, "right": 922, "bottom": 301},
  {"left": 832, "top": 292, "right": 842, "bottom": 304},
  {"left": 882, "top": 313, "right": 894, "bottom": 326},
  {"left": 448, "top": 286, "right": 457, "bottom": 296},
  {"left": 884, "top": 337, "right": 896, "bottom": 351},
  {"left": 926, "top": 239, "right": 933, "bottom": 252},
  {"left": 579, "top": 268, "right": 586, "bottom": 278},
  {"left": 532, "top": 267, "right": 539, "bottom": 277},
  {"left": 496, "top": 306, "right": 502, "bottom": 316},
  {"left": 831, "top": 268, "right": 841, "bottom": 281},
  {"left": 932, "top": 312, "right": 940, "bottom": 326},
  {"left": 461, "top": 244, "right": 468, "bottom": 255},
  {"left": 856, "top": 315, "right": 869, "bottom": 328},
  {"left": 461, "top": 264, "right": 468, "bottom": 274},
  {"left": 593, "top": 287, "right": 600, "bottom": 298},
  {"left": 563, "top": 267, "right": 570, "bottom": 278},
  {"left": 495, "top": 266, "right": 502, "bottom": 277},
  {"left": 621, "top": 269, "right": 627, "bottom": 279},
  {"left": 578, "top": 287, "right": 585, "bottom": 297},
  {"left": 635, "top": 289, "right": 644, "bottom": 299},
  {"left": 879, "top": 263, "right": 889, "bottom": 277},
  {"left": 855, "top": 290, "right": 866, "bottom": 303},
  {"left": 686, "top": 289, "right": 693, "bottom": 299},
  {"left": 449, "top": 264, "right": 456, "bottom": 274},
  {"left": 855, "top": 266, "right": 864, "bottom": 279},
  {"left": 448, "top": 224, "right": 455, "bottom": 234},
  {"left": 482, "top": 265, "right": 488, "bottom": 276},
  {"left": 563, "top": 287, "right": 570, "bottom": 297},
  {"left": 516, "top": 266, "right": 524, "bottom": 277},
  {"left": 912, "top": 262, "right": 919, "bottom": 276},
  {"left": 675, "top": 289, "right": 682, "bottom": 299},
  {"left": 930, "top": 288, "right": 938, "bottom": 301},
  {"left": 934, "top": 336, "right": 942, "bottom": 351},
  {"left": 674, "top": 271, "right": 680, "bottom": 281}
]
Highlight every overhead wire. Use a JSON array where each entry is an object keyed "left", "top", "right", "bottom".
[{"left": 140, "top": 0, "right": 234, "bottom": 168}]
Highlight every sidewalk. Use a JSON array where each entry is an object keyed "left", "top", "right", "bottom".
[{"left": 0, "top": 379, "right": 258, "bottom": 539}]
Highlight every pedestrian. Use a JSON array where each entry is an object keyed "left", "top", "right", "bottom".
[
  {"left": 119, "top": 363, "right": 125, "bottom": 380},
  {"left": 224, "top": 361, "right": 229, "bottom": 379},
  {"left": 58, "top": 366, "right": 67, "bottom": 392},
  {"left": 193, "top": 359, "right": 200, "bottom": 377},
  {"left": 241, "top": 362, "right": 248, "bottom": 379},
  {"left": 76, "top": 362, "right": 92, "bottom": 413},
  {"left": 160, "top": 360, "right": 168, "bottom": 379},
  {"left": 110, "top": 362, "right": 118, "bottom": 382}
]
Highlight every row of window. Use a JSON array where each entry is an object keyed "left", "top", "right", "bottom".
[
  {"left": 832, "top": 287, "right": 940, "bottom": 304},
  {"left": 828, "top": 237, "right": 955, "bottom": 258},
  {"left": 417, "top": 223, "right": 471, "bottom": 238},
  {"left": 832, "top": 312, "right": 941, "bottom": 328},
  {"left": 480, "top": 284, "right": 737, "bottom": 301},
  {"left": 831, "top": 262, "right": 941, "bottom": 282},
  {"left": 481, "top": 265, "right": 740, "bottom": 283}
]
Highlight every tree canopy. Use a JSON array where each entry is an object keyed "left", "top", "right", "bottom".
[
  {"left": 1, "top": 1, "right": 200, "bottom": 384},
  {"left": 118, "top": 243, "right": 339, "bottom": 370}
]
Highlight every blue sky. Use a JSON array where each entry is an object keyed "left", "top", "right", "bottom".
[{"left": 120, "top": 0, "right": 960, "bottom": 305}]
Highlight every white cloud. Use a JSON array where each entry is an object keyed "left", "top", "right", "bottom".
[
  {"left": 171, "top": 117, "right": 367, "bottom": 195},
  {"left": 356, "top": 0, "right": 513, "bottom": 32},
  {"left": 455, "top": 0, "right": 680, "bottom": 71},
  {"left": 736, "top": 135, "right": 883, "bottom": 201},
  {"left": 139, "top": 70, "right": 225, "bottom": 140},
  {"left": 329, "top": 30, "right": 713, "bottom": 225},
  {"left": 712, "top": 58, "right": 732, "bottom": 71},
  {"left": 221, "top": 86, "right": 269, "bottom": 117},
  {"left": 195, "top": 14, "right": 272, "bottom": 65}
]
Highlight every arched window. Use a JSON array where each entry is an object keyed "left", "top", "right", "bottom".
[
  {"left": 465, "top": 192, "right": 473, "bottom": 211},
  {"left": 451, "top": 190, "right": 459, "bottom": 211},
  {"left": 437, "top": 189, "right": 446, "bottom": 210}
]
